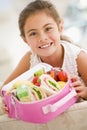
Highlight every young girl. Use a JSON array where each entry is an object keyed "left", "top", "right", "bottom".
[{"left": 1, "top": 0, "right": 87, "bottom": 100}]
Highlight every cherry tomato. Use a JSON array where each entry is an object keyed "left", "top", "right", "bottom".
[{"left": 58, "top": 70, "right": 68, "bottom": 82}]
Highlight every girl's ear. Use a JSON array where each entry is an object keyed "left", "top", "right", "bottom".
[{"left": 58, "top": 20, "right": 64, "bottom": 33}]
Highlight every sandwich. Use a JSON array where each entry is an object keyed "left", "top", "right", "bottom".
[
  {"left": 6, "top": 80, "right": 33, "bottom": 95},
  {"left": 29, "top": 86, "right": 47, "bottom": 101},
  {"left": 39, "top": 74, "right": 61, "bottom": 96},
  {"left": 6, "top": 80, "right": 47, "bottom": 102}
]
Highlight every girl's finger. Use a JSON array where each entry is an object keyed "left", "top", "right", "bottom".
[{"left": 71, "top": 81, "right": 82, "bottom": 87}]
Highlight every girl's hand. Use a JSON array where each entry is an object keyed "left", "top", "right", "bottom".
[
  {"left": 2, "top": 97, "right": 9, "bottom": 114},
  {"left": 0, "top": 85, "right": 9, "bottom": 113},
  {"left": 0, "top": 87, "right": 2, "bottom": 96},
  {"left": 70, "top": 76, "right": 87, "bottom": 100},
  {"left": 0, "top": 96, "right": 8, "bottom": 115}
]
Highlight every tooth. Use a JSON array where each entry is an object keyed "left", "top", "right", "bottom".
[{"left": 41, "top": 43, "right": 50, "bottom": 48}]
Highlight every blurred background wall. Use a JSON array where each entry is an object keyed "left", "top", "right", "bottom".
[{"left": 0, "top": 0, "right": 87, "bottom": 82}]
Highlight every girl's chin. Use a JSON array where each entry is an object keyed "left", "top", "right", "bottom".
[{"left": 37, "top": 47, "right": 56, "bottom": 56}]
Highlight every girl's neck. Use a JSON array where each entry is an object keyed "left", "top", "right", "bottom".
[{"left": 40, "top": 45, "right": 64, "bottom": 68}]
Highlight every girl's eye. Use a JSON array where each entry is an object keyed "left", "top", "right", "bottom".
[
  {"left": 45, "top": 27, "right": 53, "bottom": 32},
  {"left": 29, "top": 32, "right": 37, "bottom": 36}
]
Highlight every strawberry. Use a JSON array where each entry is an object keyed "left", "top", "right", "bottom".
[{"left": 32, "top": 76, "right": 41, "bottom": 86}]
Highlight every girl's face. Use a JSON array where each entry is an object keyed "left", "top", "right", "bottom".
[{"left": 23, "top": 12, "right": 63, "bottom": 57}]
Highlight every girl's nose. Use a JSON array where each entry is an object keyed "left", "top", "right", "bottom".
[{"left": 39, "top": 33, "right": 48, "bottom": 43}]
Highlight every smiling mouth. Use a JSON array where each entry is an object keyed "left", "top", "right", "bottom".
[{"left": 39, "top": 42, "right": 53, "bottom": 49}]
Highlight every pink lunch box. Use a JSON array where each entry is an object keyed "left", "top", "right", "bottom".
[{"left": 2, "top": 63, "right": 78, "bottom": 124}]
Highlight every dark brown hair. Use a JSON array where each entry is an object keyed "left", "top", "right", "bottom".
[
  {"left": 18, "top": 0, "right": 72, "bottom": 42},
  {"left": 18, "top": 0, "right": 61, "bottom": 37}
]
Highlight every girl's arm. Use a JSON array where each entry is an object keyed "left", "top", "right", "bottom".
[
  {"left": 3, "top": 51, "right": 31, "bottom": 85},
  {"left": 77, "top": 51, "right": 87, "bottom": 86},
  {"left": 72, "top": 51, "right": 87, "bottom": 99}
]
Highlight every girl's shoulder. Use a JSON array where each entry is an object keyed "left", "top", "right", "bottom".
[
  {"left": 24, "top": 51, "right": 32, "bottom": 60},
  {"left": 61, "top": 40, "right": 87, "bottom": 57},
  {"left": 21, "top": 51, "right": 31, "bottom": 62},
  {"left": 19, "top": 51, "right": 32, "bottom": 70}
]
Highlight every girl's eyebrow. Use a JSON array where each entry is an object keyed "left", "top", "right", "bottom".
[
  {"left": 27, "top": 23, "right": 53, "bottom": 34},
  {"left": 27, "top": 29, "right": 36, "bottom": 34},
  {"left": 43, "top": 23, "right": 53, "bottom": 28}
]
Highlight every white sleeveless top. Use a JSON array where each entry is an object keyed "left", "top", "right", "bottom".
[{"left": 30, "top": 41, "right": 87, "bottom": 83}]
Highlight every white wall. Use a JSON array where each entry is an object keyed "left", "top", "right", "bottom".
[
  {"left": 0, "top": 0, "right": 70, "bottom": 81},
  {"left": 0, "top": 0, "right": 87, "bottom": 82}
]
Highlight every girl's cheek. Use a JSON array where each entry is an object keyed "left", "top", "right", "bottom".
[{"left": 52, "top": 34, "right": 60, "bottom": 42}]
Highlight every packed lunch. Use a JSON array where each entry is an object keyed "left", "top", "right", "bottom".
[{"left": 5, "top": 67, "right": 68, "bottom": 102}]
